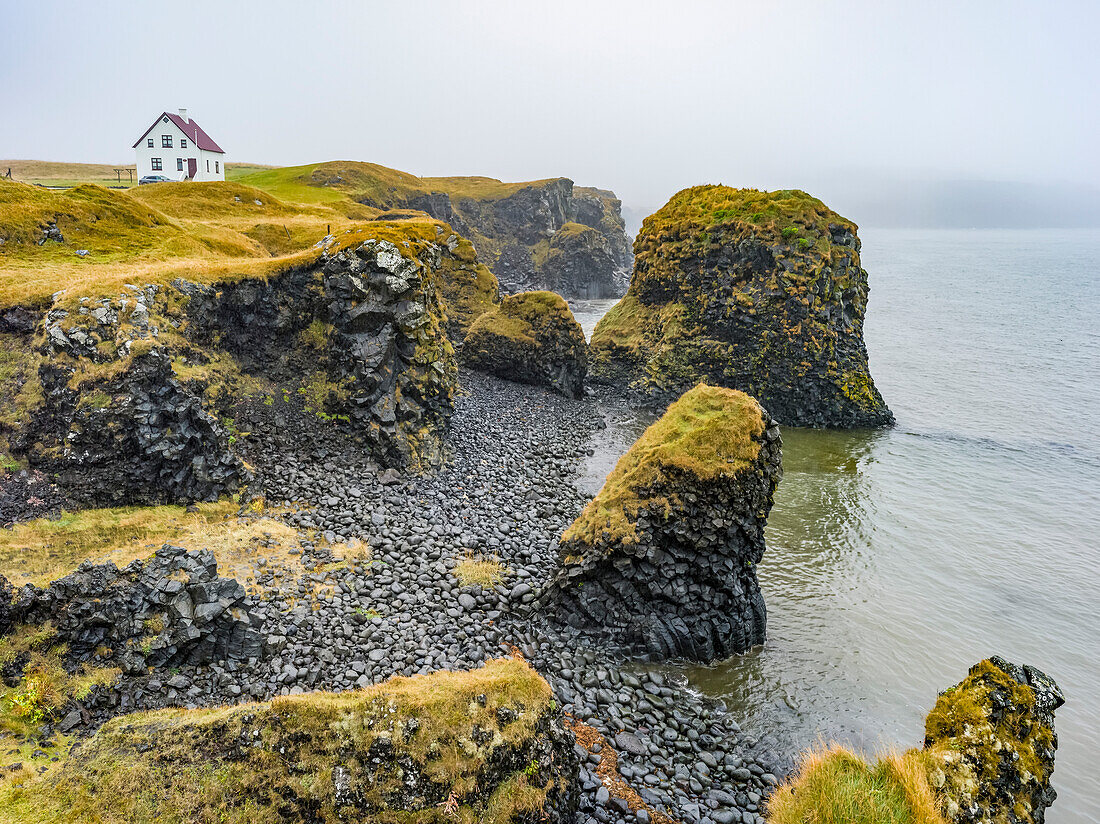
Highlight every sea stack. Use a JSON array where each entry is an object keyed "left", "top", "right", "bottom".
[
  {"left": 539, "top": 383, "right": 781, "bottom": 662},
  {"left": 462, "top": 291, "right": 588, "bottom": 398},
  {"left": 589, "top": 186, "right": 893, "bottom": 428}
]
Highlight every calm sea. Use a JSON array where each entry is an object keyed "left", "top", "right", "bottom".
[{"left": 571, "top": 228, "right": 1100, "bottom": 823}]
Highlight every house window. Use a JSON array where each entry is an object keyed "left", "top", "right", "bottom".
[
  {"left": 180, "top": 138, "right": 187, "bottom": 148},
  {"left": 206, "top": 159, "right": 210, "bottom": 172},
  {"left": 177, "top": 158, "right": 184, "bottom": 172},
  {"left": 151, "top": 158, "right": 163, "bottom": 171},
  {"left": 162, "top": 134, "right": 173, "bottom": 148},
  {"left": 215, "top": 161, "right": 219, "bottom": 173},
  {"left": 147, "top": 138, "right": 153, "bottom": 148}
]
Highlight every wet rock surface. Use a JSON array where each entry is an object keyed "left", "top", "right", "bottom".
[
  {"left": 463, "top": 291, "right": 588, "bottom": 398},
  {"left": 541, "top": 385, "right": 782, "bottom": 662},
  {"left": 925, "top": 657, "right": 1064, "bottom": 824},
  {"left": 42, "top": 371, "right": 782, "bottom": 824}
]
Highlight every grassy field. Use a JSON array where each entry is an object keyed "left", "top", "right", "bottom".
[{"left": 2, "top": 160, "right": 282, "bottom": 190}]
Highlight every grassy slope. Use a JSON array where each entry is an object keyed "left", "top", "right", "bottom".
[
  {"left": 0, "top": 658, "right": 557, "bottom": 824},
  {"left": 562, "top": 383, "right": 765, "bottom": 547}
]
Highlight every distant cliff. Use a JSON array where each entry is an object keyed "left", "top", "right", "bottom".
[{"left": 239, "top": 162, "right": 633, "bottom": 298}]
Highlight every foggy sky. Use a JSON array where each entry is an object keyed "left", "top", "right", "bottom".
[{"left": 3, "top": 0, "right": 1098, "bottom": 224}]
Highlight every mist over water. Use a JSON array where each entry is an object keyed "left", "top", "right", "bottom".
[{"left": 574, "top": 229, "right": 1100, "bottom": 823}]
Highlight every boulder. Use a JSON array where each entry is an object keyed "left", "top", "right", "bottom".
[
  {"left": 2, "top": 657, "right": 580, "bottom": 824},
  {"left": 539, "top": 383, "right": 781, "bottom": 661},
  {"left": 925, "top": 657, "right": 1064, "bottom": 824},
  {"left": 463, "top": 291, "right": 588, "bottom": 398},
  {"left": 589, "top": 186, "right": 893, "bottom": 428},
  {"left": 9, "top": 544, "right": 263, "bottom": 672}
]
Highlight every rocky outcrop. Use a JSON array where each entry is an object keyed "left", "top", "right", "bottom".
[
  {"left": 3, "top": 657, "right": 580, "bottom": 824},
  {"left": 925, "top": 657, "right": 1064, "bottom": 824},
  {"left": 462, "top": 291, "right": 588, "bottom": 399},
  {"left": 303, "top": 163, "right": 632, "bottom": 298},
  {"left": 539, "top": 383, "right": 781, "bottom": 661},
  {"left": 538, "top": 222, "right": 630, "bottom": 299},
  {"left": 7, "top": 222, "right": 494, "bottom": 505},
  {"left": 7, "top": 544, "right": 263, "bottom": 673},
  {"left": 589, "top": 186, "right": 892, "bottom": 428}
]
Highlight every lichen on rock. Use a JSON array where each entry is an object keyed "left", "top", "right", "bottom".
[
  {"left": 539, "top": 383, "right": 782, "bottom": 661},
  {"left": 924, "top": 657, "right": 1064, "bottom": 824},
  {"left": 0, "top": 657, "right": 580, "bottom": 824},
  {"left": 463, "top": 291, "right": 588, "bottom": 399},
  {"left": 589, "top": 185, "right": 893, "bottom": 428}
]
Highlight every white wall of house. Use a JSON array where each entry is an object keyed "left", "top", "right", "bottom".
[{"left": 134, "top": 114, "right": 225, "bottom": 181}]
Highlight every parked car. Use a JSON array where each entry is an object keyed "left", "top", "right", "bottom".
[{"left": 138, "top": 175, "right": 171, "bottom": 185}]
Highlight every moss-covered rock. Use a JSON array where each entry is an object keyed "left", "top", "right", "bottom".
[
  {"left": 768, "top": 658, "right": 1064, "bottom": 824},
  {"left": 5, "top": 220, "right": 497, "bottom": 504},
  {"left": 925, "top": 657, "right": 1064, "bottom": 824},
  {"left": 463, "top": 291, "right": 587, "bottom": 399},
  {"left": 0, "top": 657, "right": 580, "bottom": 823},
  {"left": 589, "top": 186, "right": 892, "bottom": 428},
  {"left": 539, "top": 383, "right": 782, "bottom": 661}
]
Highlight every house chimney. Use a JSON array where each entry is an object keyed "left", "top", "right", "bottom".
[{"left": 179, "top": 108, "right": 189, "bottom": 123}]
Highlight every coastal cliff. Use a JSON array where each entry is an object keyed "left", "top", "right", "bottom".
[
  {"left": 589, "top": 186, "right": 892, "bottom": 428},
  {"left": 239, "top": 162, "right": 633, "bottom": 298}
]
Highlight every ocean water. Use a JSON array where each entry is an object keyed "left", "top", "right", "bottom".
[{"left": 571, "top": 229, "right": 1100, "bottom": 823}]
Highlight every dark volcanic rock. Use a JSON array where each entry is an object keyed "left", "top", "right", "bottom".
[
  {"left": 540, "top": 384, "right": 781, "bottom": 661},
  {"left": 27, "top": 345, "right": 246, "bottom": 506},
  {"left": 925, "top": 657, "right": 1064, "bottom": 824},
  {"left": 11, "top": 543, "right": 263, "bottom": 672},
  {"left": 539, "top": 222, "right": 629, "bottom": 299},
  {"left": 589, "top": 186, "right": 892, "bottom": 428},
  {"left": 462, "top": 291, "right": 587, "bottom": 398}
]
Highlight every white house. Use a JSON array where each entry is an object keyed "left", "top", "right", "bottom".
[{"left": 133, "top": 109, "right": 225, "bottom": 182}]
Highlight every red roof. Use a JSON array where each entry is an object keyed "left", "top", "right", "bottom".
[{"left": 132, "top": 112, "right": 225, "bottom": 153}]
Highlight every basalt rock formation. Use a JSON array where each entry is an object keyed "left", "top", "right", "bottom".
[
  {"left": 261, "top": 162, "right": 633, "bottom": 298},
  {"left": 4, "top": 222, "right": 495, "bottom": 505},
  {"left": 539, "top": 383, "right": 781, "bottom": 662},
  {"left": 925, "top": 657, "right": 1064, "bottom": 824},
  {"left": 7, "top": 543, "right": 263, "bottom": 674},
  {"left": 462, "top": 291, "right": 588, "bottom": 399},
  {"left": 589, "top": 186, "right": 892, "bottom": 427},
  {"left": 1, "top": 657, "right": 580, "bottom": 824}
]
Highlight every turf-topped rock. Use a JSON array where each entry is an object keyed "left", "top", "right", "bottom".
[
  {"left": 0, "top": 657, "right": 580, "bottom": 824},
  {"left": 539, "top": 383, "right": 781, "bottom": 661},
  {"left": 463, "top": 291, "right": 587, "bottom": 399},
  {"left": 925, "top": 657, "right": 1064, "bottom": 824},
  {"left": 589, "top": 186, "right": 892, "bottom": 428},
  {"left": 3, "top": 221, "right": 493, "bottom": 504}
]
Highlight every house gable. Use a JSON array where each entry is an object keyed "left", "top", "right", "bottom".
[{"left": 132, "top": 112, "right": 225, "bottom": 154}]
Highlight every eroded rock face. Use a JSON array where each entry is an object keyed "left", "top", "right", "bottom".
[
  {"left": 925, "top": 657, "right": 1064, "bottom": 824},
  {"left": 540, "top": 384, "right": 781, "bottom": 661},
  {"left": 9, "top": 225, "right": 483, "bottom": 504},
  {"left": 589, "top": 186, "right": 892, "bottom": 428},
  {"left": 6, "top": 658, "right": 580, "bottom": 824},
  {"left": 463, "top": 291, "right": 587, "bottom": 399},
  {"left": 10, "top": 544, "right": 263, "bottom": 673},
  {"left": 395, "top": 179, "right": 632, "bottom": 298}
]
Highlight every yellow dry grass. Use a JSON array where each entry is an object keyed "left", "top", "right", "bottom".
[
  {"left": 562, "top": 383, "right": 765, "bottom": 546},
  {"left": 767, "top": 744, "right": 946, "bottom": 824},
  {"left": 453, "top": 554, "right": 507, "bottom": 589}
]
